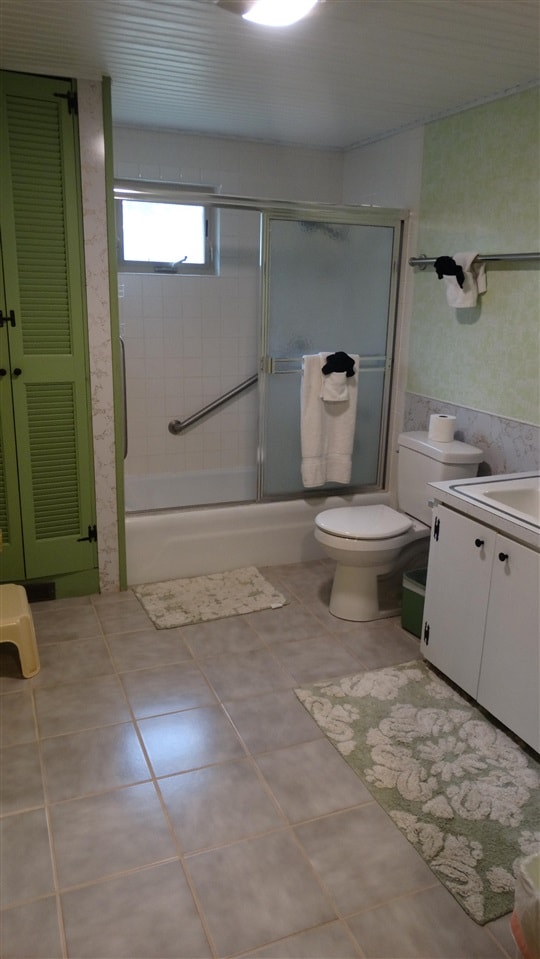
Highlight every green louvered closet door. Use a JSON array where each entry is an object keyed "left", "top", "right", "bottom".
[{"left": 0, "top": 71, "right": 98, "bottom": 584}]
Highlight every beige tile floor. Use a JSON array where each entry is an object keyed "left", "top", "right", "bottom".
[{"left": 0, "top": 560, "right": 517, "bottom": 959}]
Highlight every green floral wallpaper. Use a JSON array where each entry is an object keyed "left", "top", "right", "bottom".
[{"left": 407, "top": 88, "right": 539, "bottom": 425}]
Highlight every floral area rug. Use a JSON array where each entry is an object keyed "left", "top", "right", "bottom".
[
  {"left": 133, "top": 566, "right": 288, "bottom": 628},
  {"left": 295, "top": 660, "right": 539, "bottom": 924}
]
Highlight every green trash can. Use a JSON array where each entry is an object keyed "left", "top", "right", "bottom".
[{"left": 401, "top": 568, "right": 427, "bottom": 638}]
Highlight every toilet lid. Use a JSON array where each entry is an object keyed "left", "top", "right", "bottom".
[{"left": 316, "top": 505, "right": 413, "bottom": 540}]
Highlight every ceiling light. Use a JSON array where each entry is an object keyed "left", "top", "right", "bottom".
[
  {"left": 216, "top": 0, "right": 320, "bottom": 27},
  {"left": 244, "top": 0, "right": 319, "bottom": 26}
]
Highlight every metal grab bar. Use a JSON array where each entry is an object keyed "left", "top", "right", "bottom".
[{"left": 168, "top": 374, "right": 258, "bottom": 435}]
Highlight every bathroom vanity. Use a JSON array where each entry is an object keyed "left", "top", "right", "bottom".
[{"left": 421, "top": 472, "right": 539, "bottom": 752}]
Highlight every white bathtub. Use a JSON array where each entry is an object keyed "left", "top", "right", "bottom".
[
  {"left": 125, "top": 467, "right": 257, "bottom": 512},
  {"left": 125, "top": 489, "right": 390, "bottom": 586}
]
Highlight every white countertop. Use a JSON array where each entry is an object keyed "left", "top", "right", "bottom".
[{"left": 428, "top": 471, "right": 540, "bottom": 551}]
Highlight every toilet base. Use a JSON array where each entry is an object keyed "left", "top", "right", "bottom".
[{"left": 329, "top": 562, "right": 398, "bottom": 622}]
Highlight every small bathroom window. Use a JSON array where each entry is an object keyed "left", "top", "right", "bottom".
[{"left": 115, "top": 180, "right": 218, "bottom": 275}]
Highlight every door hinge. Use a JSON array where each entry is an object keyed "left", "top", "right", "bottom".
[
  {"left": 423, "top": 621, "right": 430, "bottom": 645},
  {"left": 77, "top": 524, "right": 97, "bottom": 543},
  {"left": 54, "top": 90, "right": 78, "bottom": 115},
  {"left": 433, "top": 516, "right": 440, "bottom": 541}
]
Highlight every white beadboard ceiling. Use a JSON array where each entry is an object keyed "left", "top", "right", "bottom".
[{"left": 0, "top": 0, "right": 538, "bottom": 148}]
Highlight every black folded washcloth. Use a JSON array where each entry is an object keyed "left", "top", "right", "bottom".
[
  {"left": 321, "top": 351, "right": 356, "bottom": 377},
  {"left": 434, "top": 256, "right": 465, "bottom": 289}
]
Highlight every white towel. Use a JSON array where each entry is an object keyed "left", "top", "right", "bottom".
[
  {"left": 444, "top": 251, "right": 487, "bottom": 308},
  {"left": 321, "top": 371, "right": 348, "bottom": 402},
  {"left": 301, "top": 353, "right": 359, "bottom": 488}
]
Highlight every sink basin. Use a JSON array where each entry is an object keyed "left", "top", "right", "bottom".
[
  {"left": 483, "top": 484, "right": 540, "bottom": 518},
  {"left": 449, "top": 473, "right": 540, "bottom": 527}
]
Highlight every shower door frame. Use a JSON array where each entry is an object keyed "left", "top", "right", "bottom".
[
  {"left": 258, "top": 204, "right": 406, "bottom": 501},
  {"left": 114, "top": 182, "right": 407, "bottom": 507}
]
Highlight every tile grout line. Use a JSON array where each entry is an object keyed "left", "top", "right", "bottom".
[
  {"left": 32, "top": 630, "right": 77, "bottom": 959},
  {"left": 98, "top": 621, "right": 221, "bottom": 959}
]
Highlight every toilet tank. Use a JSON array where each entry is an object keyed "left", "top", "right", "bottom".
[{"left": 397, "top": 431, "right": 483, "bottom": 526}]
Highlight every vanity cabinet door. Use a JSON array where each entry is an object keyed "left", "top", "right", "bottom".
[
  {"left": 477, "top": 535, "right": 539, "bottom": 752},
  {"left": 421, "top": 505, "right": 496, "bottom": 698}
]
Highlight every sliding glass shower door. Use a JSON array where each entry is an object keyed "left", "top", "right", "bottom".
[{"left": 260, "top": 211, "right": 403, "bottom": 497}]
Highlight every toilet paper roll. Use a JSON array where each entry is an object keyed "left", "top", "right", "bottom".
[{"left": 428, "top": 414, "right": 456, "bottom": 443}]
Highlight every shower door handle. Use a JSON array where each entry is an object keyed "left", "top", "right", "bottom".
[
  {"left": 120, "top": 336, "right": 128, "bottom": 459},
  {"left": 263, "top": 355, "right": 388, "bottom": 374}
]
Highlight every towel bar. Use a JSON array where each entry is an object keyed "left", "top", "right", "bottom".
[{"left": 409, "top": 252, "right": 540, "bottom": 269}]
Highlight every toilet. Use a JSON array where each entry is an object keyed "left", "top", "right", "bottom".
[{"left": 315, "top": 431, "right": 483, "bottom": 622}]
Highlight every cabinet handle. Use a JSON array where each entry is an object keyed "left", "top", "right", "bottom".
[
  {"left": 12, "top": 368, "right": 22, "bottom": 377},
  {"left": 0, "top": 368, "right": 6, "bottom": 376},
  {"left": 498, "top": 552, "right": 509, "bottom": 562},
  {"left": 0, "top": 310, "right": 16, "bottom": 328},
  {"left": 474, "top": 538, "right": 484, "bottom": 547}
]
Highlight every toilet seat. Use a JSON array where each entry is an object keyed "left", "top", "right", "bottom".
[{"left": 315, "top": 505, "right": 413, "bottom": 540}]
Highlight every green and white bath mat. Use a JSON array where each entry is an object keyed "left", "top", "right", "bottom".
[
  {"left": 295, "top": 660, "right": 539, "bottom": 925},
  {"left": 133, "top": 566, "right": 288, "bottom": 628}
]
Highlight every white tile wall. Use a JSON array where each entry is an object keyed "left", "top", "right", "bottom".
[
  {"left": 114, "top": 128, "right": 343, "bottom": 479},
  {"left": 342, "top": 127, "right": 424, "bottom": 210}
]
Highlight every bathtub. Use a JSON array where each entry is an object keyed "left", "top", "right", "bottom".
[
  {"left": 125, "top": 467, "right": 258, "bottom": 512},
  {"left": 125, "top": 488, "right": 390, "bottom": 586}
]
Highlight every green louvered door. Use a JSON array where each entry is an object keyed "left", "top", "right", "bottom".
[{"left": 0, "top": 72, "right": 97, "bottom": 582}]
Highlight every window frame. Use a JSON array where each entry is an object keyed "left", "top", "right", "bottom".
[{"left": 114, "top": 179, "right": 217, "bottom": 276}]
